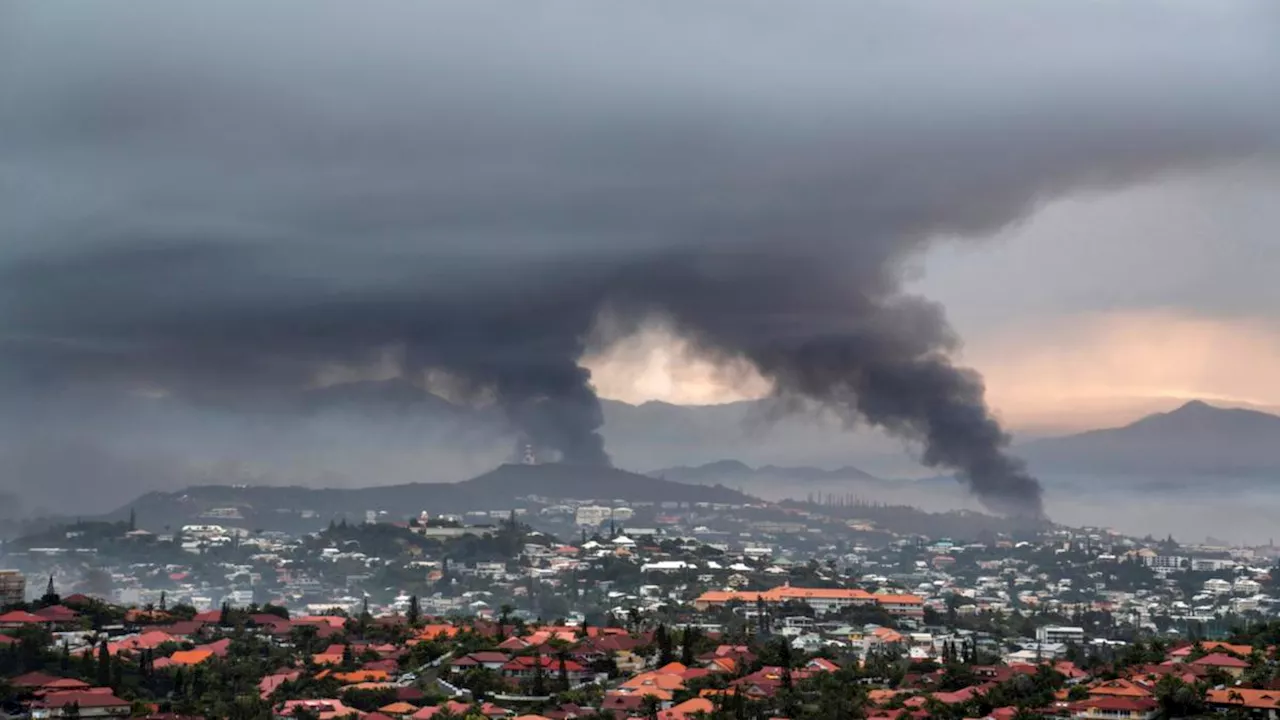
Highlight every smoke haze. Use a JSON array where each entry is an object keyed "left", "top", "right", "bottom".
[{"left": 1, "top": 1, "right": 1278, "bottom": 516}]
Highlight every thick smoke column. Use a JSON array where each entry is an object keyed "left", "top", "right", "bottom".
[{"left": 1, "top": 1, "right": 1278, "bottom": 515}]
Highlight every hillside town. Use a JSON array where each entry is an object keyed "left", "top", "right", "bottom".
[{"left": 4, "top": 489, "right": 1280, "bottom": 720}]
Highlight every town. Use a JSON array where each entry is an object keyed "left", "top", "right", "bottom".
[{"left": 4, "top": 486, "right": 1280, "bottom": 720}]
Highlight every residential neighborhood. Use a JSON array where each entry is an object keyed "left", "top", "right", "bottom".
[{"left": 4, "top": 489, "right": 1280, "bottom": 719}]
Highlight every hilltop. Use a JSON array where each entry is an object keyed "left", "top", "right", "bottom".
[
  {"left": 1017, "top": 400, "right": 1280, "bottom": 477},
  {"left": 652, "top": 459, "right": 880, "bottom": 484},
  {"left": 107, "top": 463, "right": 755, "bottom": 533}
]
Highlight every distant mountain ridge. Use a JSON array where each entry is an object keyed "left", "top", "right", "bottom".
[
  {"left": 108, "top": 463, "right": 755, "bottom": 533},
  {"left": 651, "top": 459, "right": 880, "bottom": 484},
  {"left": 1017, "top": 400, "right": 1280, "bottom": 476}
]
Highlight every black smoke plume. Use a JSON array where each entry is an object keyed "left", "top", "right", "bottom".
[{"left": 1, "top": 1, "right": 1277, "bottom": 515}]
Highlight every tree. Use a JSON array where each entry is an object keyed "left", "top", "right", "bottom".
[
  {"left": 128, "top": 508, "right": 136, "bottom": 532},
  {"left": 656, "top": 624, "right": 674, "bottom": 666},
  {"left": 497, "top": 605, "right": 514, "bottom": 640},
  {"left": 531, "top": 653, "right": 548, "bottom": 696},
  {"left": 41, "top": 574, "right": 59, "bottom": 606},
  {"left": 556, "top": 645, "right": 571, "bottom": 691},
  {"left": 641, "top": 695, "right": 660, "bottom": 720},
  {"left": 96, "top": 640, "right": 111, "bottom": 687},
  {"left": 1154, "top": 675, "right": 1206, "bottom": 718},
  {"left": 408, "top": 595, "right": 421, "bottom": 626},
  {"left": 681, "top": 625, "right": 698, "bottom": 666}
]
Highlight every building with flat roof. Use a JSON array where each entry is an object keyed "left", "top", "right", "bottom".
[{"left": 0, "top": 570, "right": 26, "bottom": 607}]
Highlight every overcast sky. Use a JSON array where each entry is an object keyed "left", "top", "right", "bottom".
[
  {"left": 3, "top": 0, "right": 1279, "bottom": 441},
  {"left": 591, "top": 161, "right": 1280, "bottom": 431}
]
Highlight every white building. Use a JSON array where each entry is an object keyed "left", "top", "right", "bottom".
[
  {"left": 575, "top": 505, "right": 614, "bottom": 526},
  {"left": 1233, "top": 578, "right": 1262, "bottom": 595},
  {"left": 1143, "top": 555, "right": 1188, "bottom": 570},
  {"left": 1191, "top": 558, "right": 1236, "bottom": 572},
  {"left": 1204, "top": 578, "right": 1233, "bottom": 595},
  {"left": 1036, "top": 625, "right": 1085, "bottom": 645}
]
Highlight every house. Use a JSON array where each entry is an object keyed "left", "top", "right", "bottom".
[
  {"left": 332, "top": 670, "right": 391, "bottom": 685},
  {"left": 451, "top": 652, "right": 511, "bottom": 673},
  {"left": 312, "top": 644, "right": 348, "bottom": 666},
  {"left": 1205, "top": 688, "right": 1280, "bottom": 719},
  {"left": 1190, "top": 652, "right": 1250, "bottom": 678},
  {"left": 598, "top": 694, "right": 648, "bottom": 719},
  {"left": 10, "top": 671, "right": 64, "bottom": 690},
  {"left": 249, "top": 614, "right": 294, "bottom": 636},
  {"left": 39, "top": 678, "right": 93, "bottom": 693},
  {"left": 1086, "top": 679, "right": 1153, "bottom": 699},
  {"left": 33, "top": 605, "right": 81, "bottom": 624},
  {"left": 1168, "top": 641, "right": 1252, "bottom": 660},
  {"left": 259, "top": 671, "right": 300, "bottom": 700},
  {"left": 500, "top": 655, "right": 590, "bottom": 683},
  {"left": 108, "top": 630, "right": 178, "bottom": 655},
  {"left": 30, "top": 690, "right": 132, "bottom": 719},
  {"left": 154, "top": 649, "right": 214, "bottom": 669},
  {"left": 150, "top": 620, "right": 209, "bottom": 639},
  {"left": 693, "top": 586, "right": 878, "bottom": 614},
  {"left": 658, "top": 698, "right": 714, "bottom": 720},
  {"left": 410, "top": 701, "right": 473, "bottom": 720},
  {"left": 1067, "top": 696, "right": 1158, "bottom": 720},
  {"left": 0, "top": 610, "right": 48, "bottom": 628},
  {"left": 275, "top": 699, "right": 362, "bottom": 720}
]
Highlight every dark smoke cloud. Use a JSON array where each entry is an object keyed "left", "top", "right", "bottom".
[{"left": 1, "top": 1, "right": 1278, "bottom": 515}]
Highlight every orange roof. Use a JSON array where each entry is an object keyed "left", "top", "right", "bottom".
[
  {"left": 110, "top": 630, "right": 177, "bottom": 654},
  {"left": 871, "top": 627, "right": 905, "bottom": 643},
  {"left": 660, "top": 698, "right": 714, "bottom": 720},
  {"left": 1171, "top": 641, "right": 1252, "bottom": 658},
  {"left": 166, "top": 649, "right": 214, "bottom": 666},
  {"left": 416, "top": 624, "right": 458, "bottom": 640},
  {"left": 379, "top": 702, "right": 418, "bottom": 715},
  {"left": 867, "top": 689, "right": 902, "bottom": 706},
  {"left": 333, "top": 670, "right": 391, "bottom": 683},
  {"left": 295, "top": 615, "right": 348, "bottom": 628},
  {"left": 874, "top": 594, "right": 924, "bottom": 605},
  {"left": 1087, "top": 679, "right": 1152, "bottom": 698},
  {"left": 621, "top": 671, "right": 686, "bottom": 693},
  {"left": 695, "top": 585, "right": 876, "bottom": 604},
  {"left": 1206, "top": 688, "right": 1280, "bottom": 710},
  {"left": 707, "top": 657, "right": 737, "bottom": 673}
]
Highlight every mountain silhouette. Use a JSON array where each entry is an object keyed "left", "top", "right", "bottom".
[{"left": 1017, "top": 400, "right": 1280, "bottom": 476}]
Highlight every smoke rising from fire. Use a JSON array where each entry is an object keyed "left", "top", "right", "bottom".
[{"left": 1, "top": 1, "right": 1278, "bottom": 515}]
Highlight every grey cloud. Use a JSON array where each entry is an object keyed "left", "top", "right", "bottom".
[{"left": 1, "top": 0, "right": 1278, "bottom": 515}]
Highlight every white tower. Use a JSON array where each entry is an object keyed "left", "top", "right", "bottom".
[{"left": 521, "top": 444, "right": 537, "bottom": 465}]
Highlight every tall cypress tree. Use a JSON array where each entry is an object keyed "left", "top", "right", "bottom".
[
  {"left": 681, "top": 626, "right": 698, "bottom": 666},
  {"left": 656, "top": 624, "right": 674, "bottom": 666},
  {"left": 96, "top": 640, "right": 111, "bottom": 687}
]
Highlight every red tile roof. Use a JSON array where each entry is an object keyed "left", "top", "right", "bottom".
[
  {"left": 34, "top": 690, "right": 131, "bottom": 710},
  {"left": 0, "top": 610, "right": 47, "bottom": 624},
  {"left": 1192, "top": 652, "right": 1250, "bottom": 669}
]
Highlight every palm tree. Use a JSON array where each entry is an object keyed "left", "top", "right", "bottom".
[{"left": 498, "top": 604, "right": 514, "bottom": 640}]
